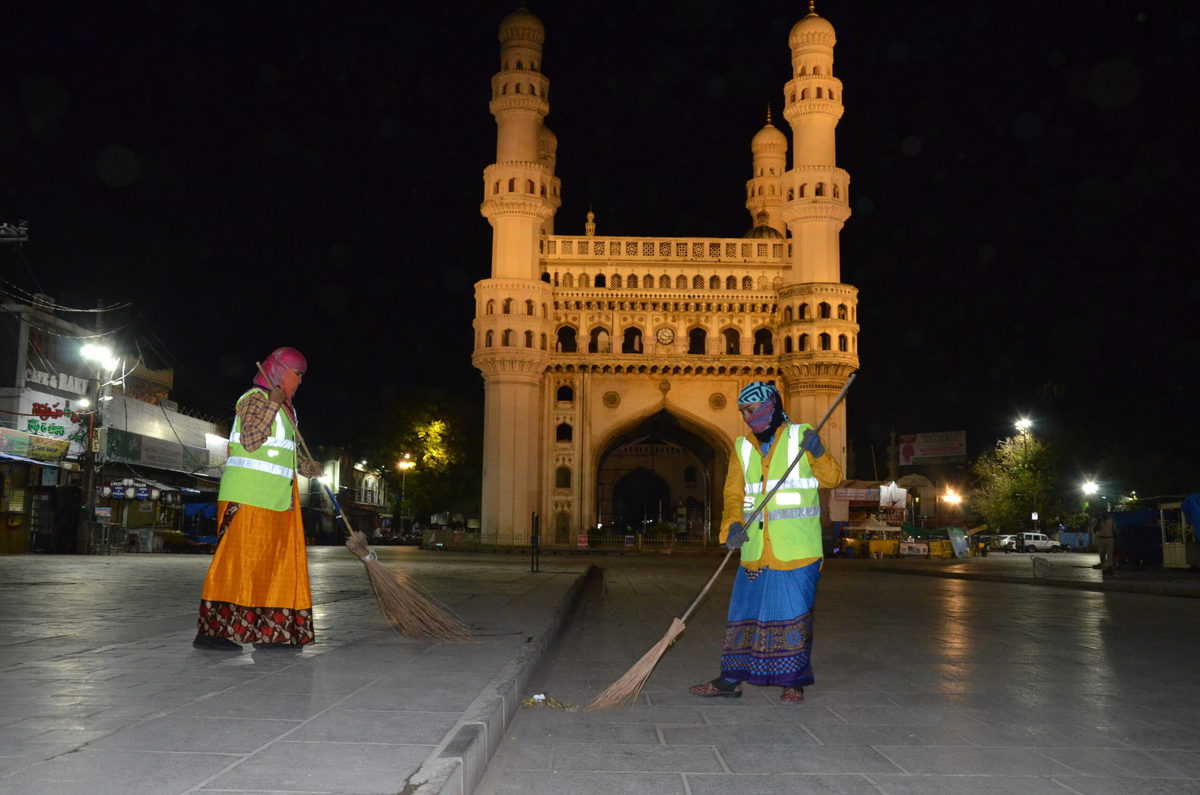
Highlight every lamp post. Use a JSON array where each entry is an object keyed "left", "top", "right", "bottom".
[
  {"left": 80, "top": 343, "right": 119, "bottom": 553},
  {"left": 396, "top": 453, "right": 414, "bottom": 533}
]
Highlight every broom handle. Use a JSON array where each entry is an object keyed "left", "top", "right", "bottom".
[
  {"left": 322, "top": 483, "right": 357, "bottom": 536},
  {"left": 678, "top": 371, "right": 858, "bottom": 625},
  {"left": 254, "top": 361, "right": 318, "bottom": 463}
]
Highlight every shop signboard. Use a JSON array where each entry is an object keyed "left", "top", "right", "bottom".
[
  {"left": 101, "top": 428, "right": 209, "bottom": 475},
  {"left": 577, "top": 533, "right": 589, "bottom": 549},
  {"left": 898, "top": 431, "right": 967, "bottom": 466},
  {"left": 94, "top": 506, "right": 112, "bottom": 520},
  {"left": 18, "top": 388, "right": 88, "bottom": 457},
  {"left": 0, "top": 426, "right": 70, "bottom": 461}
]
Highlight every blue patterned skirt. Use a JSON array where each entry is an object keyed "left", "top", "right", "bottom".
[{"left": 720, "top": 560, "right": 820, "bottom": 688}]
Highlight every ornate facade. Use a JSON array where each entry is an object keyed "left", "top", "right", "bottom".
[{"left": 472, "top": 6, "right": 859, "bottom": 544}]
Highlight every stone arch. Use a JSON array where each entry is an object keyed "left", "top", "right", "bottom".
[
  {"left": 676, "top": 275, "right": 688, "bottom": 289},
  {"left": 556, "top": 325, "right": 578, "bottom": 353},
  {"left": 591, "top": 405, "right": 734, "bottom": 538}
]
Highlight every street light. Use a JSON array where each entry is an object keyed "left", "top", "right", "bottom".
[
  {"left": 1081, "top": 480, "right": 1099, "bottom": 496},
  {"left": 79, "top": 343, "right": 120, "bottom": 554},
  {"left": 942, "top": 488, "right": 963, "bottom": 505},
  {"left": 1014, "top": 417, "right": 1032, "bottom": 434},
  {"left": 396, "top": 453, "right": 415, "bottom": 532}
]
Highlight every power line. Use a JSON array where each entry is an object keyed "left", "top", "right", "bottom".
[{"left": 0, "top": 277, "right": 132, "bottom": 312}]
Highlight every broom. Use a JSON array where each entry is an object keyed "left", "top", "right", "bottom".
[
  {"left": 322, "top": 484, "right": 470, "bottom": 640},
  {"left": 585, "top": 371, "right": 858, "bottom": 710},
  {"left": 254, "top": 362, "right": 469, "bottom": 640}
]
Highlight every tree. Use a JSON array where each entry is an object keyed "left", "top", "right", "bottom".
[
  {"left": 350, "top": 387, "right": 483, "bottom": 524},
  {"left": 969, "top": 433, "right": 1061, "bottom": 533}
]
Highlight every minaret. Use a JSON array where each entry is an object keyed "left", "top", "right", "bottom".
[
  {"left": 778, "top": 3, "right": 859, "bottom": 489},
  {"left": 473, "top": 6, "right": 561, "bottom": 544},
  {"left": 745, "top": 107, "right": 787, "bottom": 236}
]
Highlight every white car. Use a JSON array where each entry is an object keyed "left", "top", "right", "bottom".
[{"left": 1001, "top": 532, "right": 1063, "bottom": 552}]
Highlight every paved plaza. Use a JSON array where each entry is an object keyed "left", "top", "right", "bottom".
[
  {"left": 2, "top": 549, "right": 1200, "bottom": 794},
  {"left": 478, "top": 556, "right": 1200, "bottom": 795}
]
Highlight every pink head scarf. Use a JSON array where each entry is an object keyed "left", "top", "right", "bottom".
[{"left": 254, "top": 347, "right": 308, "bottom": 389}]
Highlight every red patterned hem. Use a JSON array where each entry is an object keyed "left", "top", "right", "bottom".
[{"left": 197, "top": 600, "right": 315, "bottom": 645}]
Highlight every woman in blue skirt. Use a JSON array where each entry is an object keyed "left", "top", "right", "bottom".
[{"left": 690, "top": 381, "right": 842, "bottom": 703}]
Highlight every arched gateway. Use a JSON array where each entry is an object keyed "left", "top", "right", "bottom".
[
  {"left": 471, "top": 7, "right": 859, "bottom": 544},
  {"left": 595, "top": 409, "right": 730, "bottom": 542}
]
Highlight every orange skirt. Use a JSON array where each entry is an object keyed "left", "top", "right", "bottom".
[{"left": 196, "top": 483, "right": 314, "bottom": 645}]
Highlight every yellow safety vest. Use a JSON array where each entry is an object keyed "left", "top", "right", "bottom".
[
  {"left": 217, "top": 388, "right": 298, "bottom": 511},
  {"left": 736, "top": 422, "right": 823, "bottom": 565}
]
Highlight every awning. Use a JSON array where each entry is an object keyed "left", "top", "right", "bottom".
[{"left": 0, "top": 451, "right": 62, "bottom": 467}]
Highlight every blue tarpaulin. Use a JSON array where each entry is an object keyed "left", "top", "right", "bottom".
[
  {"left": 1182, "top": 495, "right": 1200, "bottom": 543},
  {"left": 1058, "top": 531, "right": 1091, "bottom": 550}
]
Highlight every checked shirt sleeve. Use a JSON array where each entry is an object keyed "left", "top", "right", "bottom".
[{"left": 235, "top": 391, "right": 279, "bottom": 453}]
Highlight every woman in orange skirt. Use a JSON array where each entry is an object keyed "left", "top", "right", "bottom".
[{"left": 194, "top": 347, "right": 323, "bottom": 650}]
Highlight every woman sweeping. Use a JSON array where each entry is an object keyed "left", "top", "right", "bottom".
[
  {"left": 689, "top": 381, "right": 842, "bottom": 702},
  {"left": 193, "top": 347, "right": 324, "bottom": 650}
]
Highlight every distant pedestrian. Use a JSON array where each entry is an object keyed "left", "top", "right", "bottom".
[
  {"left": 1094, "top": 514, "right": 1117, "bottom": 574},
  {"left": 193, "top": 347, "right": 324, "bottom": 651},
  {"left": 689, "top": 381, "right": 842, "bottom": 703}
]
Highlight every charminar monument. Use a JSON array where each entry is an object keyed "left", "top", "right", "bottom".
[{"left": 472, "top": 4, "right": 859, "bottom": 544}]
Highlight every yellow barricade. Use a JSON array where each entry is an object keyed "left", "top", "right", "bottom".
[{"left": 929, "top": 540, "right": 953, "bottom": 558}]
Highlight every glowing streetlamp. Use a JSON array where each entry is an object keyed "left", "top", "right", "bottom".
[
  {"left": 1014, "top": 417, "right": 1032, "bottom": 434},
  {"left": 942, "top": 488, "right": 963, "bottom": 505},
  {"left": 79, "top": 343, "right": 120, "bottom": 554},
  {"left": 396, "top": 453, "right": 415, "bottom": 531},
  {"left": 1081, "top": 480, "right": 1099, "bottom": 496}
]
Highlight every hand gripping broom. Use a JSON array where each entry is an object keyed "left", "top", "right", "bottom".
[
  {"left": 254, "top": 362, "right": 469, "bottom": 640},
  {"left": 585, "top": 371, "right": 858, "bottom": 710}
]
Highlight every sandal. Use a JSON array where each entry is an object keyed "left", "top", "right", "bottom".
[
  {"left": 781, "top": 687, "right": 805, "bottom": 703},
  {"left": 689, "top": 677, "right": 742, "bottom": 698}
]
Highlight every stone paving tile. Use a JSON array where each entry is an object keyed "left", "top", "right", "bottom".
[
  {"left": 0, "top": 748, "right": 239, "bottom": 794},
  {"left": 827, "top": 705, "right": 990, "bottom": 728},
  {"left": 690, "top": 773, "right": 890, "bottom": 794},
  {"left": 89, "top": 714, "right": 301, "bottom": 753},
  {"left": 481, "top": 770, "right": 687, "bottom": 794},
  {"left": 550, "top": 741, "right": 724, "bottom": 773},
  {"left": 1049, "top": 776, "right": 1200, "bottom": 794},
  {"left": 287, "top": 707, "right": 459, "bottom": 745},
  {"left": 174, "top": 690, "right": 348, "bottom": 721},
  {"left": 661, "top": 724, "right": 821, "bottom": 746},
  {"left": 868, "top": 774, "right": 1076, "bottom": 794},
  {"left": 1149, "top": 751, "right": 1200, "bottom": 778},
  {"left": 720, "top": 744, "right": 904, "bottom": 775},
  {"left": 697, "top": 704, "right": 848, "bottom": 727},
  {"left": 872, "top": 745, "right": 1077, "bottom": 776},
  {"left": 201, "top": 740, "right": 429, "bottom": 793},
  {"left": 487, "top": 741, "right": 552, "bottom": 771},
  {"left": 505, "top": 714, "right": 660, "bottom": 744},
  {"left": 803, "top": 724, "right": 980, "bottom": 747},
  {"left": 1039, "top": 747, "right": 1187, "bottom": 778}
]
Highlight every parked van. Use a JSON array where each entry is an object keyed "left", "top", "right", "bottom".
[{"left": 1001, "top": 532, "right": 1063, "bottom": 552}]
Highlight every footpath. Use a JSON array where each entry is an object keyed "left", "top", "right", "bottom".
[
  {"left": 862, "top": 551, "right": 1200, "bottom": 598},
  {"left": 0, "top": 549, "right": 590, "bottom": 795}
]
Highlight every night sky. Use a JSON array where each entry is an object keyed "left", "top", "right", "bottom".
[{"left": 5, "top": 1, "right": 1198, "bottom": 494}]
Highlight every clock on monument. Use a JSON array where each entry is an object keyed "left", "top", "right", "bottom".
[{"left": 655, "top": 328, "right": 675, "bottom": 345}]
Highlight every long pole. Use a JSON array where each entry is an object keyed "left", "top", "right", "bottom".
[{"left": 81, "top": 369, "right": 100, "bottom": 554}]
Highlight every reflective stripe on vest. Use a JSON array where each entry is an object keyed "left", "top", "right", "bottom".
[
  {"left": 225, "top": 455, "right": 295, "bottom": 480},
  {"left": 745, "top": 476, "right": 820, "bottom": 494},
  {"left": 736, "top": 423, "right": 823, "bottom": 564},
  {"left": 217, "top": 388, "right": 298, "bottom": 511},
  {"left": 228, "top": 431, "right": 296, "bottom": 451}
]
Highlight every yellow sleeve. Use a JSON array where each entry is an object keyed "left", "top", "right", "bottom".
[
  {"left": 809, "top": 449, "right": 843, "bottom": 488},
  {"left": 718, "top": 446, "right": 746, "bottom": 543}
]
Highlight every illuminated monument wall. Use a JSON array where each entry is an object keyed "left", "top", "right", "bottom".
[{"left": 472, "top": 7, "right": 859, "bottom": 544}]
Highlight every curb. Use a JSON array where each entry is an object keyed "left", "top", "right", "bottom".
[
  {"left": 401, "top": 565, "right": 597, "bottom": 795},
  {"left": 867, "top": 564, "right": 1200, "bottom": 598}
]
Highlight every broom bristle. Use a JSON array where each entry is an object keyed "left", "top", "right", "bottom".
[
  {"left": 585, "top": 617, "right": 686, "bottom": 711},
  {"left": 362, "top": 560, "right": 471, "bottom": 640}
]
